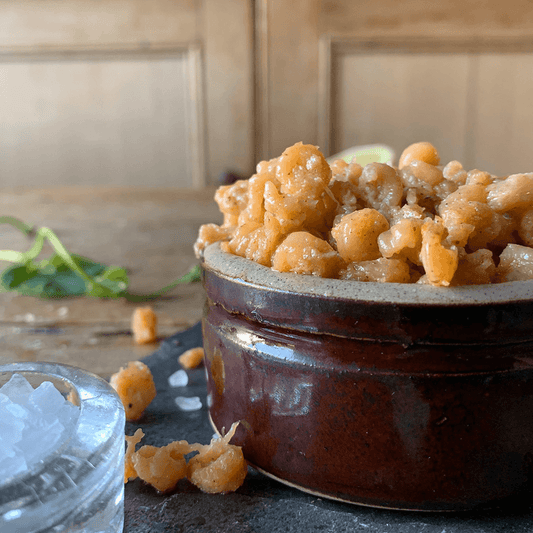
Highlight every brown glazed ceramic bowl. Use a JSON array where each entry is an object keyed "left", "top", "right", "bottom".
[{"left": 201, "top": 243, "right": 533, "bottom": 511}]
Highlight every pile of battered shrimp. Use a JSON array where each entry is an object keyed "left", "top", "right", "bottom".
[{"left": 195, "top": 141, "right": 533, "bottom": 286}]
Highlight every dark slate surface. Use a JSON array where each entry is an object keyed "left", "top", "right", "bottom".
[{"left": 124, "top": 322, "right": 533, "bottom": 533}]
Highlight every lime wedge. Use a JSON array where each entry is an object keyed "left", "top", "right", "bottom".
[{"left": 327, "top": 144, "right": 395, "bottom": 167}]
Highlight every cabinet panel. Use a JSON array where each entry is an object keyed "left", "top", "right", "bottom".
[
  {"left": 332, "top": 52, "right": 470, "bottom": 165},
  {"left": 472, "top": 53, "right": 533, "bottom": 176},
  {"left": 327, "top": 47, "right": 533, "bottom": 173},
  {"left": 0, "top": 52, "right": 197, "bottom": 187},
  {"left": 0, "top": 0, "right": 254, "bottom": 187},
  {"left": 261, "top": 0, "right": 533, "bottom": 174}
]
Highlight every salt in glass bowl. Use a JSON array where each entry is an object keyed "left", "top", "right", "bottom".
[
  {"left": 201, "top": 243, "right": 533, "bottom": 511},
  {"left": 0, "top": 362, "right": 125, "bottom": 532}
]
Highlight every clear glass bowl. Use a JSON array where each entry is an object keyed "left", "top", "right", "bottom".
[{"left": 0, "top": 362, "right": 125, "bottom": 533}]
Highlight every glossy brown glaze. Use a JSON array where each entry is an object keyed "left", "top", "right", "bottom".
[
  {"left": 202, "top": 265, "right": 533, "bottom": 346},
  {"left": 201, "top": 245, "right": 533, "bottom": 511}
]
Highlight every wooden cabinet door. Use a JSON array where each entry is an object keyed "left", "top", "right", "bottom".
[
  {"left": 0, "top": 0, "right": 254, "bottom": 187},
  {"left": 257, "top": 0, "right": 533, "bottom": 175}
]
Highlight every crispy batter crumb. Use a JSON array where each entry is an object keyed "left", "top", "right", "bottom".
[
  {"left": 179, "top": 347, "right": 205, "bottom": 369},
  {"left": 124, "top": 428, "right": 144, "bottom": 483},
  {"left": 133, "top": 442, "right": 189, "bottom": 492},
  {"left": 187, "top": 422, "right": 248, "bottom": 494},
  {"left": 110, "top": 361, "right": 157, "bottom": 421},
  {"left": 124, "top": 422, "right": 246, "bottom": 494},
  {"left": 132, "top": 306, "right": 158, "bottom": 344}
]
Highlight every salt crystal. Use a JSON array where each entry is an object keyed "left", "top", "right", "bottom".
[
  {"left": 168, "top": 369, "right": 188, "bottom": 387},
  {"left": 1, "top": 374, "right": 34, "bottom": 405},
  {"left": 0, "top": 373, "right": 80, "bottom": 480},
  {"left": 6, "top": 402, "right": 29, "bottom": 420},
  {"left": 31, "top": 381, "right": 65, "bottom": 410},
  {"left": 174, "top": 396, "right": 202, "bottom": 411},
  {"left": 0, "top": 394, "right": 25, "bottom": 445},
  {"left": 30, "top": 381, "right": 78, "bottom": 425}
]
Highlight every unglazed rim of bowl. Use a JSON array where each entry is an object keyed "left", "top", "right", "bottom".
[{"left": 203, "top": 243, "right": 533, "bottom": 306}]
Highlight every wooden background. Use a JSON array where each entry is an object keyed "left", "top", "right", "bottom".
[{"left": 1, "top": 0, "right": 533, "bottom": 187}]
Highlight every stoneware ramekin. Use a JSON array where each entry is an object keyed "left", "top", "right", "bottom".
[{"left": 201, "top": 243, "right": 533, "bottom": 511}]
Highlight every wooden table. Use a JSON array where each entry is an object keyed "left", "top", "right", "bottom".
[{"left": 0, "top": 186, "right": 222, "bottom": 378}]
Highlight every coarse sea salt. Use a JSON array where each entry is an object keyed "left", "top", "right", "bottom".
[
  {"left": 0, "top": 373, "right": 80, "bottom": 480},
  {"left": 168, "top": 369, "right": 189, "bottom": 387},
  {"left": 174, "top": 396, "right": 202, "bottom": 411}
]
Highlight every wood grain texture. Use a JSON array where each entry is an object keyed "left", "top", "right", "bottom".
[
  {"left": 262, "top": 0, "right": 533, "bottom": 170},
  {"left": 331, "top": 52, "right": 471, "bottom": 166},
  {"left": 204, "top": 0, "right": 255, "bottom": 181},
  {"left": 470, "top": 53, "right": 533, "bottom": 176},
  {"left": 260, "top": 0, "right": 322, "bottom": 159},
  {"left": 0, "top": 53, "right": 195, "bottom": 187},
  {"left": 319, "top": 0, "right": 533, "bottom": 39},
  {"left": 0, "top": 186, "right": 221, "bottom": 377},
  {"left": 2, "top": 1, "right": 533, "bottom": 187},
  {"left": 0, "top": 0, "right": 199, "bottom": 47},
  {"left": 0, "top": 0, "right": 254, "bottom": 187}
]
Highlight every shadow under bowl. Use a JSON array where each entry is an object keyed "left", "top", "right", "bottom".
[{"left": 201, "top": 243, "right": 533, "bottom": 511}]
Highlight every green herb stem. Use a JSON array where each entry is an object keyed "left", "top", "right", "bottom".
[
  {"left": 0, "top": 250, "right": 26, "bottom": 263},
  {"left": 0, "top": 216, "right": 34, "bottom": 236},
  {"left": 1, "top": 216, "right": 201, "bottom": 300},
  {"left": 39, "top": 227, "right": 96, "bottom": 286},
  {"left": 124, "top": 264, "right": 202, "bottom": 302}
]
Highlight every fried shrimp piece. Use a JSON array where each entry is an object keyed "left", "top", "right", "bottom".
[
  {"left": 487, "top": 173, "right": 533, "bottom": 213},
  {"left": 272, "top": 231, "right": 343, "bottom": 277},
  {"left": 110, "top": 361, "right": 157, "bottom": 421},
  {"left": 187, "top": 422, "right": 248, "bottom": 494},
  {"left": 179, "top": 347, "right": 205, "bottom": 369},
  {"left": 131, "top": 306, "right": 158, "bottom": 344},
  {"left": 451, "top": 248, "right": 496, "bottom": 285},
  {"left": 339, "top": 257, "right": 411, "bottom": 283},
  {"left": 331, "top": 208, "right": 390, "bottom": 263},
  {"left": 194, "top": 223, "right": 235, "bottom": 258},
  {"left": 519, "top": 209, "right": 533, "bottom": 246},
  {"left": 496, "top": 243, "right": 533, "bottom": 282},
  {"left": 398, "top": 141, "right": 440, "bottom": 169},
  {"left": 357, "top": 162, "right": 403, "bottom": 215},
  {"left": 195, "top": 140, "right": 533, "bottom": 286},
  {"left": 124, "top": 428, "right": 144, "bottom": 483},
  {"left": 133, "top": 440, "right": 192, "bottom": 492},
  {"left": 378, "top": 218, "right": 424, "bottom": 266},
  {"left": 419, "top": 219, "right": 459, "bottom": 287}
]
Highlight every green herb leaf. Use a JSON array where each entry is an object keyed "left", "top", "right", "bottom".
[
  {"left": 0, "top": 216, "right": 201, "bottom": 300},
  {"left": 124, "top": 264, "right": 202, "bottom": 302},
  {"left": 0, "top": 263, "right": 86, "bottom": 298}
]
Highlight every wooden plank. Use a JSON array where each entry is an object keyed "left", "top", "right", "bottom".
[
  {"left": 470, "top": 53, "right": 533, "bottom": 176},
  {"left": 0, "top": 185, "right": 221, "bottom": 377},
  {"left": 262, "top": 0, "right": 322, "bottom": 159},
  {"left": 0, "top": 0, "right": 199, "bottom": 47},
  {"left": 0, "top": 55, "right": 197, "bottom": 187},
  {"left": 331, "top": 52, "right": 471, "bottom": 165},
  {"left": 204, "top": 0, "right": 255, "bottom": 180},
  {"left": 319, "top": 0, "right": 533, "bottom": 40},
  {"left": 0, "top": 0, "right": 255, "bottom": 187}
]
